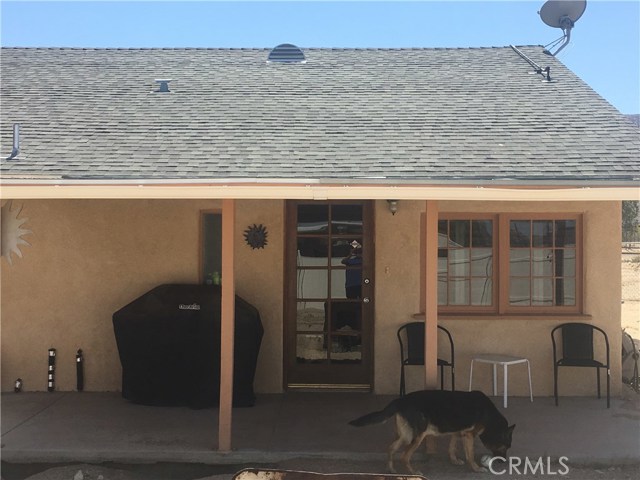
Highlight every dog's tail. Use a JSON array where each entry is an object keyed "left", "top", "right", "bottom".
[{"left": 348, "top": 399, "right": 400, "bottom": 427}]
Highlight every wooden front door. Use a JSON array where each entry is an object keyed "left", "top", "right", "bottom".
[{"left": 284, "top": 201, "right": 374, "bottom": 389}]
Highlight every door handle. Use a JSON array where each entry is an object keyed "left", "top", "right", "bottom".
[{"left": 363, "top": 297, "right": 370, "bottom": 303}]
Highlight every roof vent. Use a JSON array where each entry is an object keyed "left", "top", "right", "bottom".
[
  {"left": 267, "top": 44, "right": 306, "bottom": 64},
  {"left": 154, "top": 79, "right": 171, "bottom": 93}
]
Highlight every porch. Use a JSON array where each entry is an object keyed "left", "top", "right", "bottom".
[{"left": 2, "top": 391, "right": 638, "bottom": 467}]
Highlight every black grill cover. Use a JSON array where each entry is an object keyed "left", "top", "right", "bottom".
[{"left": 112, "top": 284, "right": 263, "bottom": 408}]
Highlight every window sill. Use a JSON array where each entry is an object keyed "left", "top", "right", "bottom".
[{"left": 412, "top": 312, "right": 592, "bottom": 321}]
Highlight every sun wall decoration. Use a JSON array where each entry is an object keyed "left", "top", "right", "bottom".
[
  {"left": 243, "top": 224, "right": 268, "bottom": 249},
  {"left": 1, "top": 200, "right": 32, "bottom": 265}
]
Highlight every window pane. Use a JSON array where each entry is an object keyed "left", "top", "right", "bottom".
[
  {"left": 555, "top": 220, "right": 576, "bottom": 247},
  {"left": 330, "top": 302, "right": 361, "bottom": 332},
  {"left": 471, "top": 278, "right": 492, "bottom": 306},
  {"left": 472, "top": 220, "right": 493, "bottom": 247},
  {"left": 556, "top": 278, "right": 576, "bottom": 306},
  {"left": 438, "top": 276, "right": 448, "bottom": 305},
  {"left": 330, "top": 335, "right": 362, "bottom": 363},
  {"left": 510, "top": 249, "right": 530, "bottom": 276},
  {"left": 532, "top": 220, "right": 553, "bottom": 247},
  {"left": 510, "top": 221, "right": 531, "bottom": 247},
  {"left": 297, "top": 237, "right": 329, "bottom": 262},
  {"left": 296, "top": 301, "right": 325, "bottom": 332},
  {"left": 296, "top": 334, "right": 327, "bottom": 363},
  {"left": 555, "top": 249, "right": 576, "bottom": 277},
  {"left": 471, "top": 248, "right": 493, "bottom": 276},
  {"left": 331, "top": 268, "right": 362, "bottom": 299},
  {"left": 297, "top": 269, "right": 328, "bottom": 298},
  {"left": 297, "top": 204, "right": 329, "bottom": 234},
  {"left": 438, "top": 249, "right": 448, "bottom": 274},
  {"left": 449, "top": 278, "right": 469, "bottom": 305},
  {"left": 332, "top": 238, "right": 362, "bottom": 262},
  {"left": 202, "top": 213, "right": 222, "bottom": 283},
  {"left": 449, "top": 249, "right": 470, "bottom": 276},
  {"left": 510, "top": 278, "right": 530, "bottom": 305},
  {"left": 532, "top": 249, "right": 554, "bottom": 276},
  {"left": 449, "top": 220, "right": 470, "bottom": 247},
  {"left": 438, "top": 220, "right": 448, "bottom": 247},
  {"left": 532, "top": 278, "right": 553, "bottom": 305},
  {"left": 331, "top": 204, "right": 363, "bottom": 235}
]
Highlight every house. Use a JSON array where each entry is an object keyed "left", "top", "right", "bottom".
[{"left": 1, "top": 45, "right": 639, "bottom": 448}]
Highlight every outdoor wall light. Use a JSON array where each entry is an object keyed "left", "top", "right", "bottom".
[{"left": 387, "top": 200, "right": 399, "bottom": 215}]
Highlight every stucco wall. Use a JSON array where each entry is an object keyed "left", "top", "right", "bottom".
[
  {"left": 373, "top": 200, "right": 622, "bottom": 397},
  {"left": 1, "top": 198, "right": 621, "bottom": 398},
  {"left": 0, "top": 199, "right": 284, "bottom": 393}
]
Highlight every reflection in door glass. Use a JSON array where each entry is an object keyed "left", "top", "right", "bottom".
[
  {"left": 296, "top": 301, "right": 325, "bottom": 332},
  {"left": 296, "top": 334, "right": 327, "bottom": 363},
  {"left": 297, "top": 205, "right": 329, "bottom": 234},
  {"left": 331, "top": 205, "right": 363, "bottom": 234}
]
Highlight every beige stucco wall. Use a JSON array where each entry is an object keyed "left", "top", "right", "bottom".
[
  {"left": 1, "top": 198, "right": 621, "bottom": 398},
  {"left": 0, "top": 199, "right": 284, "bottom": 393},
  {"left": 373, "top": 200, "right": 622, "bottom": 397}
]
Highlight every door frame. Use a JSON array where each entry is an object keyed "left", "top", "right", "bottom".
[{"left": 283, "top": 200, "right": 375, "bottom": 390}]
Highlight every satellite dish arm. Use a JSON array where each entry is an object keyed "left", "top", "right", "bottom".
[{"left": 551, "top": 26, "right": 571, "bottom": 56}]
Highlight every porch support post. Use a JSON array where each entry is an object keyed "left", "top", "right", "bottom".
[
  {"left": 218, "top": 198, "right": 235, "bottom": 451},
  {"left": 424, "top": 200, "right": 439, "bottom": 389}
]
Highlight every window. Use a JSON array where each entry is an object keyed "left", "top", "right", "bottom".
[
  {"left": 200, "top": 211, "right": 222, "bottom": 284},
  {"left": 505, "top": 216, "right": 580, "bottom": 312},
  {"left": 438, "top": 218, "right": 495, "bottom": 310},
  {"left": 422, "top": 213, "right": 582, "bottom": 315}
]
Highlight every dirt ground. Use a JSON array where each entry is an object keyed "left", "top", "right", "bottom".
[{"left": 622, "top": 257, "right": 640, "bottom": 340}]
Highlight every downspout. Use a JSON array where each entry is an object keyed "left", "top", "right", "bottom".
[{"left": 6, "top": 124, "right": 20, "bottom": 160}]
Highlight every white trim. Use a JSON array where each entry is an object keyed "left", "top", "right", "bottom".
[{"left": 0, "top": 184, "right": 638, "bottom": 201}]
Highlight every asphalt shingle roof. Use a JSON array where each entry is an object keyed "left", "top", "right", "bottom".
[{"left": 1, "top": 46, "right": 638, "bottom": 184}]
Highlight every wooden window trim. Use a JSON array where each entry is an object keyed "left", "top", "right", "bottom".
[{"left": 199, "top": 209, "right": 222, "bottom": 284}]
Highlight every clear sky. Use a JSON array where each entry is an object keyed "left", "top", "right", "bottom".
[{"left": 1, "top": 1, "right": 638, "bottom": 113}]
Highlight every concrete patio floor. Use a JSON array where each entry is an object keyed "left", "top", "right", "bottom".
[{"left": 1, "top": 390, "right": 639, "bottom": 467}]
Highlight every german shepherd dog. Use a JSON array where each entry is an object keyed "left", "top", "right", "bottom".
[{"left": 349, "top": 390, "right": 515, "bottom": 474}]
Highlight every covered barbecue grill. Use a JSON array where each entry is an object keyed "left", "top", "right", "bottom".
[{"left": 112, "top": 284, "right": 263, "bottom": 408}]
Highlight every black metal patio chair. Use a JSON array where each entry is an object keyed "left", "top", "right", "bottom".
[
  {"left": 397, "top": 321, "right": 455, "bottom": 396},
  {"left": 552, "top": 322, "right": 610, "bottom": 408}
]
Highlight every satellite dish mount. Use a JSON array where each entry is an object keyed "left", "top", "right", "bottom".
[{"left": 539, "top": 0, "right": 587, "bottom": 56}]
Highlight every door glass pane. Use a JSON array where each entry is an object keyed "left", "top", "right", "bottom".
[
  {"left": 532, "top": 278, "right": 553, "bottom": 305},
  {"left": 332, "top": 204, "right": 363, "bottom": 234},
  {"left": 297, "top": 269, "right": 328, "bottom": 298},
  {"left": 333, "top": 238, "right": 362, "bottom": 263},
  {"left": 510, "top": 278, "right": 530, "bottom": 305},
  {"left": 449, "top": 220, "right": 470, "bottom": 247},
  {"left": 297, "top": 204, "right": 329, "bottom": 234},
  {"left": 296, "top": 334, "right": 327, "bottom": 363},
  {"left": 330, "top": 301, "right": 361, "bottom": 332},
  {"left": 471, "top": 278, "right": 492, "bottom": 306},
  {"left": 297, "top": 238, "right": 328, "bottom": 265},
  {"left": 449, "top": 249, "right": 470, "bottom": 276},
  {"left": 532, "top": 220, "right": 553, "bottom": 247},
  {"left": 510, "top": 221, "right": 531, "bottom": 247},
  {"left": 472, "top": 220, "right": 493, "bottom": 247},
  {"left": 296, "top": 301, "right": 325, "bottom": 332},
  {"left": 510, "top": 249, "right": 530, "bottom": 276},
  {"left": 330, "top": 335, "right": 362, "bottom": 363},
  {"left": 532, "top": 249, "right": 554, "bottom": 276},
  {"left": 331, "top": 268, "right": 362, "bottom": 299}
]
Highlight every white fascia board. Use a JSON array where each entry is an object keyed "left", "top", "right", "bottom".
[{"left": 1, "top": 183, "right": 639, "bottom": 201}]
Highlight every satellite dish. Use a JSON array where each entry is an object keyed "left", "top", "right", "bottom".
[{"left": 538, "top": 0, "right": 587, "bottom": 56}]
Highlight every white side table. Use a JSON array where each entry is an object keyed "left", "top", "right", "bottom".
[{"left": 468, "top": 354, "right": 533, "bottom": 408}]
